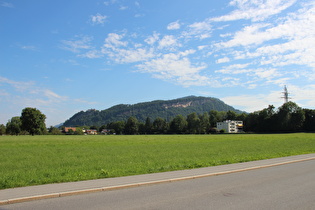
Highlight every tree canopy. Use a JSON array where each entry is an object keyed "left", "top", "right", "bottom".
[
  {"left": 20, "top": 107, "right": 46, "bottom": 135},
  {"left": 6, "top": 117, "right": 22, "bottom": 135}
]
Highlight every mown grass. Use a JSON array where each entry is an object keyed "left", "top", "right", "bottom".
[{"left": 0, "top": 133, "right": 314, "bottom": 189}]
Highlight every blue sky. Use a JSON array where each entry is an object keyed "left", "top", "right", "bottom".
[{"left": 1, "top": 0, "right": 315, "bottom": 126}]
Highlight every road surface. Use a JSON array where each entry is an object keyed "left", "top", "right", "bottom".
[{"left": 1, "top": 159, "right": 315, "bottom": 210}]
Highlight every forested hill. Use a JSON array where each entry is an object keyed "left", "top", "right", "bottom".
[{"left": 63, "top": 96, "right": 243, "bottom": 126}]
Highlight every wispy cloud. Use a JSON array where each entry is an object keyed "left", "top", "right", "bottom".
[
  {"left": 1, "top": 1, "right": 14, "bottom": 8},
  {"left": 167, "top": 20, "right": 181, "bottom": 30},
  {"left": 60, "top": 35, "right": 93, "bottom": 53},
  {"left": 182, "top": 20, "right": 212, "bottom": 40},
  {"left": 222, "top": 84, "right": 315, "bottom": 112},
  {"left": 212, "top": 0, "right": 297, "bottom": 22},
  {"left": 216, "top": 57, "right": 230, "bottom": 64},
  {"left": 158, "top": 35, "right": 181, "bottom": 49},
  {"left": 61, "top": 0, "right": 315, "bottom": 94},
  {"left": 104, "top": 0, "right": 117, "bottom": 6},
  {"left": 20, "top": 45, "right": 37, "bottom": 51},
  {"left": 136, "top": 51, "right": 209, "bottom": 87},
  {"left": 212, "top": 0, "right": 315, "bottom": 88},
  {"left": 119, "top": 5, "right": 128, "bottom": 10},
  {"left": 104, "top": 33, "right": 128, "bottom": 48},
  {"left": 145, "top": 32, "right": 159, "bottom": 45},
  {"left": 0, "top": 76, "right": 67, "bottom": 103},
  {"left": 90, "top": 13, "right": 107, "bottom": 25},
  {"left": 0, "top": 76, "right": 97, "bottom": 125}
]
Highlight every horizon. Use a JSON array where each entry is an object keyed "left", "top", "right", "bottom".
[{"left": 1, "top": 0, "right": 315, "bottom": 126}]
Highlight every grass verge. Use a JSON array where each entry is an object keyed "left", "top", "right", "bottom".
[{"left": 0, "top": 133, "right": 314, "bottom": 189}]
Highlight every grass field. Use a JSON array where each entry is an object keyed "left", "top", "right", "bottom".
[{"left": 0, "top": 133, "right": 315, "bottom": 190}]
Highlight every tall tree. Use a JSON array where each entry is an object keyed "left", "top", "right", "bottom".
[
  {"left": 257, "top": 105, "right": 276, "bottom": 132},
  {"left": 303, "top": 109, "right": 315, "bottom": 131},
  {"left": 108, "top": 121, "right": 125, "bottom": 135},
  {"left": 276, "top": 102, "right": 305, "bottom": 132},
  {"left": 187, "top": 112, "right": 200, "bottom": 134},
  {"left": 20, "top": 108, "right": 46, "bottom": 135},
  {"left": 152, "top": 117, "right": 168, "bottom": 134},
  {"left": 209, "top": 110, "right": 225, "bottom": 127},
  {"left": 6, "top": 117, "right": 22, "bottom": 135},
  {"left": 199, "top": 112, "right": 210, "bottom": 134},
  {"left": 170, "top": 115, "right": 187, "bottom": 134},
  {"left": 124, "top": 116, "right": 139, "bottom": 135},
  {"left": 225, "top": 110, "right": 237, "bottom": 120},
  {"left": 0, "top": 124, "right": 6, "bottom": 135},
  {"left": 144, "top": 117, "right": 153, "bottom": 134}
]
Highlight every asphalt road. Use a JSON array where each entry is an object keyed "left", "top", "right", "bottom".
[{"left": 2, "top": 159, "right": 314, "bottom": 210}]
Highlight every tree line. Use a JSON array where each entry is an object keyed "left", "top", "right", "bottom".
[
  {"left": 1, "top": 101, "right": 315, "bottom": 136},
  {"left": 61, "top": 102, "right": 315, "bottom": 135},
  {"left": 2, "top": 108, "right": 47, "bottom": 136},
  {"left": 244, "top": 102, "right": 315, "bottom": 132}
]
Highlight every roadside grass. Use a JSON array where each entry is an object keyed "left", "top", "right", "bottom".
[{"left": 0, "top": 133, "right": 314, "bottom": 190}]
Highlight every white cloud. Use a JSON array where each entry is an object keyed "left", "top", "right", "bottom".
[
  {"left": 167, "top": 21, "right": 181, "bottom": 30},
  {"left": 158, "top": 35, "right": 181, "bottom": 49},
  {"left": 79, "top": 50, "right": 103, "bottom": 59},
  {"left": 104, "top": 33, "right": 128, "bottom": 48},
  {"left": 0, "top": 76, "right": 98, "bottom": 126},
  {"left": 0, "top": 77, "right": 68, "bottom": 112},
  {"left": 119, "top": 6, "right": 128, "bottom": 10},
  {"left": 216, "top": 57, "right": 230, "bottom": 64},
  {"left": 104, "top": 0, "right": 117, "bottom": 6},
  {"left": 189, "top": 21, "right": 211, "bottom": 31},
  {"left": 216, "top": 23, "right": 274, "bottom": 48},
  {"left": 183, "top": 20, "right": 212, "bottom": 40},
  {"left": 221, "top": 93, "right": 282, "bottom": 113},
  {"left": 145, "top": 32, "right": 159, "bottom": 45},
  {"left": 0, "top": 77, "right": 67, "bottom": 102},
  {"left": 63, "top": 1, "right": 314, "bottom": 94},
  {"left": 136, "top": 52, "right": 210, "bottom": 87},
  {"left": 213, "top": 1, "right": 315, "bottom": 88},
  {"left": 90, "top": 13, "right": 107, "bottom": 25},
  {"left": 20, "top": 45, "right": 37, "bottom": 51},
  {"left": 101, "top": 33, "right": 155, "bottom": 63},
  {"left": 0, "top": 76, "right": 35, "bottom": 92},
  {"left": 212, "top": 0, "right": 297, "bottom": 22},
  {"left": 61, "top": 35, "right": 93, "bottom": 53},
  {"left": 222, "top": 83, "right": 315, "bottom": 112},
  {"left": 106, "top": 47, "right": 155, "bottom": 63},
  {"left": 289, "top": 85, "right": 315, "bottom": 108}
]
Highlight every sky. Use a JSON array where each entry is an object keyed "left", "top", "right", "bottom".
[{"left": 1, "top": 0, "right": 315, "bottom": 126}]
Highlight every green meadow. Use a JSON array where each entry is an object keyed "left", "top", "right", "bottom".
[{"left": 0, "top": 133, "right": 315, "bottom": 190}]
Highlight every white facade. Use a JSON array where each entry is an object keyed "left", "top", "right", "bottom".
[{"left": 216, "top": 120, "right": 243, "bottom": 133}]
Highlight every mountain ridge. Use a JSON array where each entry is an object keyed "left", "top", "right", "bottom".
[{"left": 63, "top": 96, "right": 244, "bottom": 126}]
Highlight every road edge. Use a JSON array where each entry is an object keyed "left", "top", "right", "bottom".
[{"left": 1, "top": 155, "right": 315, "bottom": 206}]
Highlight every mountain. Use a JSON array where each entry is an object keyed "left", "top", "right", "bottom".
[{"left": 63, "top": 96, "right": 243, "bottom": 126}]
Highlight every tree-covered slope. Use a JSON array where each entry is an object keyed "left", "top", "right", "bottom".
[{"left": 63, "top": 96, "right": 243, "bottom": 126}]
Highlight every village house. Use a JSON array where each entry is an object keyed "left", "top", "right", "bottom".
[
  {"left": 85, "top": 129, "right": 98, "bottom": 135},
  {"left": 216, "top": 120, "right": 243, "bottom": 133},
  {"left": 63, "top": 127, "right": 77, "bottom": 133}
]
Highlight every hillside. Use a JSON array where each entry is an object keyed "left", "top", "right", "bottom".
[{"left": 63, "top": 96, "right": 243, "bottom": 126}]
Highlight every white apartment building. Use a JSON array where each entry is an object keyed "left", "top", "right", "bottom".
[{"left": 216, "top": 120, "right": 243, "bottom": 133}]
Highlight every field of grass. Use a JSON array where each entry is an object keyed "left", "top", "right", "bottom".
[{"left": 0, "top": 133, "right": 315, "bottom": 190}]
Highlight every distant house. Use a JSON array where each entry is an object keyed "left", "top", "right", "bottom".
[
  {"left": 64, "top": 127, "right": 77, "bottom": 133},
  {"left": 101, "top": 129, "right": 111, "bottom": 135},
  {"left": 85, "top": 129, "right": 98, "bottom": 135},
  {"left": 216, "top": 120, "right": 243, "bottom": 133}
]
